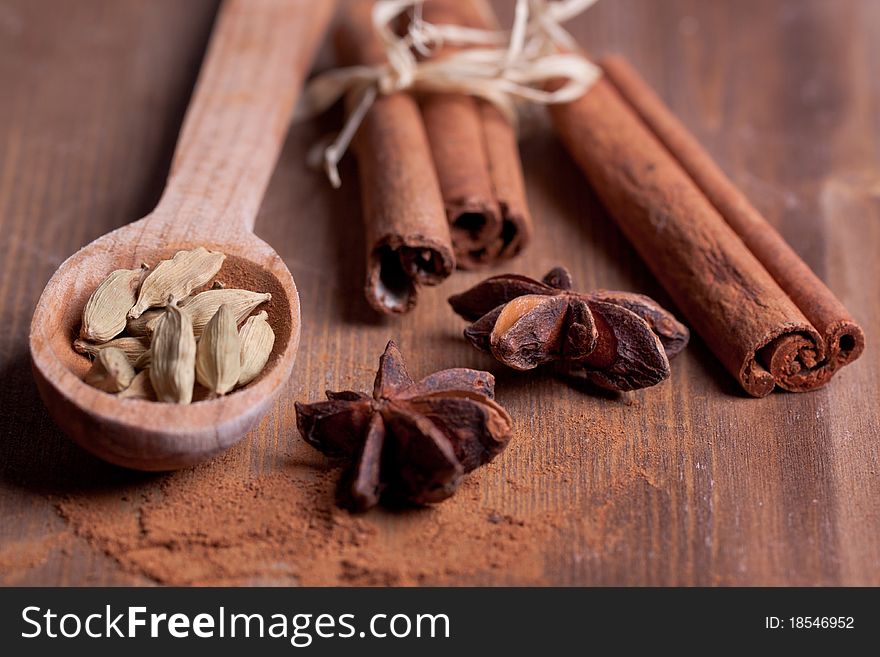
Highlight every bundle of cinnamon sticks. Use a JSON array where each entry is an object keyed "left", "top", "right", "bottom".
[
  {"left": 335, "top": 0, "right": 532, "bottom": 314},
  {"left": 331, "top": 0, "right": 863, "bottom": 395}
]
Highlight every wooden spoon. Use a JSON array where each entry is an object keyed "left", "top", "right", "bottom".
[{"left": 29, "top": 0, "right": 336, "bottom": 470}]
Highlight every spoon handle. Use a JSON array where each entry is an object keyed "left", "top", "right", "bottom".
[{"left": 152, "top": 0, "right": 335, "bottom": 238}]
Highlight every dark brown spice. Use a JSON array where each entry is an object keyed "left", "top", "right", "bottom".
[
  {"left": 416, "top": 0, "right": 534, "bottom": 269},
  {"left": 449, "top": 266, "right": 689, "bottom": 391},
  {"left": 548, "top": 55, "right": 865, "bottom": 395},
  {"left": 335, "top": 0, "right": 455, "bottom": 314},
  {"left": 295, "top": 341, "right": 513, "bottom": 511}
]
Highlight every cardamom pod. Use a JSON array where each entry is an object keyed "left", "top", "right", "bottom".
[
  {"left": 118, "top": 369, "right": 156, "bottom": 401},
  {"left": 129, "top": 247, "right": 225, "bottom": 319},
  {"left": 84, "top": 347, "right": 136, "bottom": 393},
  {"left": 195, "top": 305, "right": 241, "bottom": 395},
  {"left": 126, "top": 308, "right": 163, "bottom": 337},
  {"left": 238, "top": 311, "right": 275, "bottom": 386},
  {"left": 80, "top": 266, "right": 148, "bottom": 342},
  {"left": 74, "top": 336, "right": 150, "bottom": 365},
  {"left": 180, "top": 288, "right": 271, "bottom": 337},
  {"left": 149, "top": 303, "right": 196, "bottom": 404}
]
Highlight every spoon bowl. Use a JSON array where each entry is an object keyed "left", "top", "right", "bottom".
[
  {"left": 30, "top": 219, "right": 300, "bottom": 470},
  {"left": 27, "top": 0, "right": 335, "bottom": 470}
]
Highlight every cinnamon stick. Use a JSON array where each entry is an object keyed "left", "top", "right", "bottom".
[
  {"left": 549, "top": 57, "right": 864, "bottom": 396},
  {"left": 418, "top": 0, "right": 533, "bottom": 269},
  {"left": 336, "top": 0, "right": 455, "bottom": 314}
]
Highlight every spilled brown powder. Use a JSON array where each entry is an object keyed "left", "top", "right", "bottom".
[
  {"left": 48, "top": 388, "right": 654, "bottom": 586},
  {"left": 53, "top": 447, "right": 662, "bottom": 586},
  {"left": 56, "top": 458, "right": 556, "bottom": 586},
  {"left": 0, "top": 533, "right": 69, "bottom": 581}
]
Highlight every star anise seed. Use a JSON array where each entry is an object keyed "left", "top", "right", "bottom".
[
  {"left": 448, "top": 266, "right": 689, "bottom": 391},
  {"left": 295, "top": 341, "right": 513, "bottom": 511}
]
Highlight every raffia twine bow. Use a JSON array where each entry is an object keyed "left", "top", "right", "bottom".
[{"left": 297, "top": 0, "right": 602, "bottom": 188}]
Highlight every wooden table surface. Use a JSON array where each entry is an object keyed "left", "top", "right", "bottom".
[{"left": 1, "top": 0, "right": 878, "bottom": 586}]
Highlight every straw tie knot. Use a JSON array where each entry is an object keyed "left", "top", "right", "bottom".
[{"left": 297, "top": 0, "right": 603, "bottom": 188}]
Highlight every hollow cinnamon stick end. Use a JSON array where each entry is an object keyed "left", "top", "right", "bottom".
[
  {"left": 447, "top": 199, "right": 503, "bottom": 270},
  {"left": 444, "top": 177, "right": 533, "bottom": 270},
  {"left": 738, "top": 361, "right": 778, "bottom": 398},
  {"left": 765, "top": 321, "right": 865, "bottom": 393},
  {"left": 744, "top": 318, "right": 865, "bottom": 395},
  {"left": 480, "top": 103, "right": 534, "bottom": 263},
  {"left": 365, "top": 237, "right": 455, "bottom": 315},
  {"left": 500, "top": 209, "right": 533, "bottom": 260},
  {"left": 828, "top": 320, "right": 866, "bottom": 367}
]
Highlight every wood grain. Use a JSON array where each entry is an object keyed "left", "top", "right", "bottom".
[
  {"left": 28, "top": 0, "right": 344, "bottom": 472},
  {"left": 1, "top": 0, "right": 879, "bottom": 585}
]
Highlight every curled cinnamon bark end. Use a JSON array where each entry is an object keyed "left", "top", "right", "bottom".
[
  {"left": 419, "top": 92, "right": 504, "bottom": 269},
  {"left": 336, "top": 0, "right": 456, "bottom": 315},
  {"left": 481, "top": 102, "right": 534, "bottom": 263},
  {"left": 418, "top": 0, "right": 534, "bottom": 270},
  {"left": 447, "top": 202, "right": 503, "bottom": 270},
  {"left": 296, "top": 341, "right": 513, "bottom": 511},
  {"left": 549, "top": 54, "right": 864, "bottom": 396},
  {"left": 367, "top": 236, "right": 455, "bottom": 314},
  {"left": 757, "top": 320, "right": 865, "bottom": 394},
  {"left": 449, "top": 267, "right": 687, "bottom": 392}
]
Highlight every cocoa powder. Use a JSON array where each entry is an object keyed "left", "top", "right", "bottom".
[
  {"left": 36, "top": 355, "right": 650, "bottom": 586},
  {"left": 56, "top": 454, "right": 552, "bottom": 586},
  {"left": 0, "top": 385, "right": 660, "bottom": 586},
  {"left": 0, "top": 534, "right": 69, "bottom": 583}
]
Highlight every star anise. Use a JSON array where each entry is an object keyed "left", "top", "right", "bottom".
[
  {"left": 295, "top": 341, "right": 513, "bottom": 511},
  {"left": 448, "top": 266, "right": 689, "bottom": 391}
]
